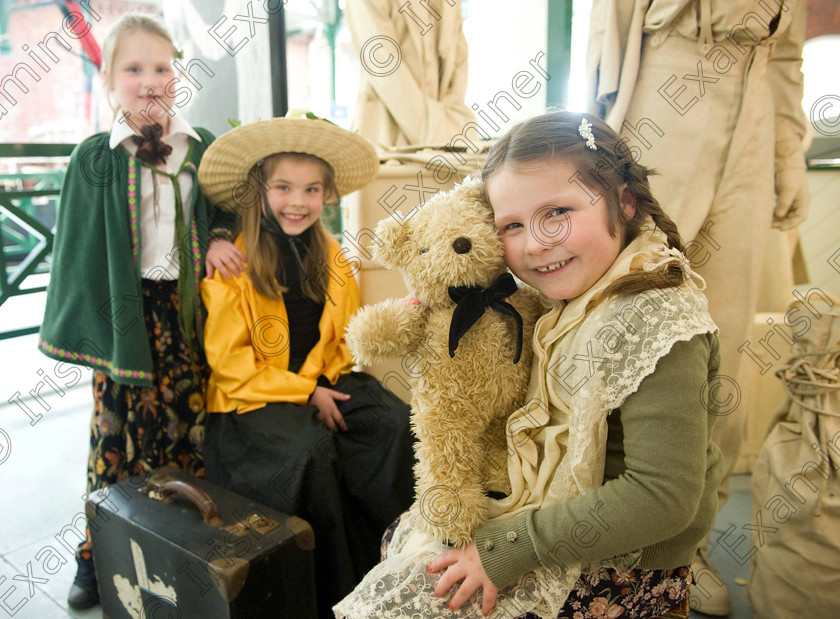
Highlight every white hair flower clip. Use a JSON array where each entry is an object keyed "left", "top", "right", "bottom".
[{"left": 578, "top": 118, "right": 597, "bottom": 150}]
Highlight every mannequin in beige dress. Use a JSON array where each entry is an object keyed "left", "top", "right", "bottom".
[
  {"left": 346, "top": 0, "right": 475, "bottom": 147},
  {"left": 587, "top": 0, "right": 810, "bottom": 614}
]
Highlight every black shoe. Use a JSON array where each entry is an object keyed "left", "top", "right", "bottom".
[
  {"left": 68, "top": 552, "right": 99, "bottom": 610},
  {"left": 67, "top": 583, "right": 99, "bottom": 610}
]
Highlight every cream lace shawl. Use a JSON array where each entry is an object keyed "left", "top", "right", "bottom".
[{"left": 334, "top": 224, "right": 718, "bottom": 619}]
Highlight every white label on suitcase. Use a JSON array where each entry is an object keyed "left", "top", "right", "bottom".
[
  {"left": 113, "top": 539, "right": 179, "bottom": 618},
  {"left": 131, "top": 539, "right": 150, "bottom": 591}
]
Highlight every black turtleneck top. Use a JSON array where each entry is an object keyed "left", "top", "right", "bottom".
[{"left": 260, "top": 211, "right": 325, "bottom": 373}]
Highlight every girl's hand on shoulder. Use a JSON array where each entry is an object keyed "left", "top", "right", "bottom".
[
  {"left": 310, "top": 386, "right": 350, "bottom": 432},
  {"left": 206, "top": 238, "right": 246, "bottom": 279},
  {"left": 429, "top": 542, "right": 498, "bottom": 617}
]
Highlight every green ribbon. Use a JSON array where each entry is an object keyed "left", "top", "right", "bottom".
[{"left": 137, "top": 150, "right": 196, "bottom": 348}]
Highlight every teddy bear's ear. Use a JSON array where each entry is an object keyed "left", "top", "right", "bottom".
[
  {"left": 459, "top": 175, "right": 484, "bottom": 198},
  {"left": 454, "top": 176, "right": 491, "bottom": 211},
  {"left": 371, "top": 216, "right": 411, "bottom": 268}
]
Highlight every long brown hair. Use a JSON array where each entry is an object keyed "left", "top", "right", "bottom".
[
  {"left": 240, "top": 152, "right": 339, "bottom": 302},
  {"left": 481, "top": 111, "right": 685, "bottom": 299}
]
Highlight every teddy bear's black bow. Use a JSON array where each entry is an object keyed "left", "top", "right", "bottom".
[{"left": 448, "top": 272, "right": 524, "bottom": 363}]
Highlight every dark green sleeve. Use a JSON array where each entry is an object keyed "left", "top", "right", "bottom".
[
  {"left": 476, "top": 333, "right": 715, "bottom": 588},
  {"left": 194, "top": 127, "right": 239, "bottom": 242},
  {"left": 209, "top": 207, "right": 238, "bottom": 242},
  {"left": 39, "top": 133, "right": 155, "bottom": 383},
  {"left": 40, "top": 134, "right": 116, "bottom": 346}
]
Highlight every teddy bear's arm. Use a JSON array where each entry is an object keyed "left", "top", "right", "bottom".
[{"left": 345, "top": 299, "right": 427, "bottom": 366}]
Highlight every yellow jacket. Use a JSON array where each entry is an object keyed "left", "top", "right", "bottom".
[{"left": 201, "top": 236, "right": 359, "bottom": 413}]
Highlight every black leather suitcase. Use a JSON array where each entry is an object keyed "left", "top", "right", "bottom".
[{"left": 86, "top": 468, "right": 317, "bottom": 618}]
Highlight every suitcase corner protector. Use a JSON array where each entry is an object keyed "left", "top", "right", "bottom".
[
  {"left": 208, "top": 557, "right": 250, "bottom": 602},
  {"left": 286, "top": 516, "right": 316, "bottom": 551}
]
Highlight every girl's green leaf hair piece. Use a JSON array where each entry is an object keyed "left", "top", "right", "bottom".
[{"left": 305, "top": 111, "right": 337, "bottom": 126}]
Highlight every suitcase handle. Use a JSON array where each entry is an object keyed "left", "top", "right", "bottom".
[{"left": 157, "top": 479, "right": 219, "bottom": 523}]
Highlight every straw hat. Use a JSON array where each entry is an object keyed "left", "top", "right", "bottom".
[{"left": 198, "top": 111, "right": 379, "bottom": 210}]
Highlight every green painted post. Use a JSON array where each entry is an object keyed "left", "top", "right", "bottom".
[
  {"left": 0, "top": 0, "right": 10, "bottom": 56},
  {"left": 546, "top": 0, "right": 573, "bottom": 108},
  {"left": 324, "top": 0, "right": 342, "bottom": 104}
]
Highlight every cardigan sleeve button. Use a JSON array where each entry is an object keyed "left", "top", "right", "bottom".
[
  {"left": 484, "top": 540, "right": 494, "bottom": 551},
  {"left": 506, "top": 531, "right": 518, "bottom": 542}
]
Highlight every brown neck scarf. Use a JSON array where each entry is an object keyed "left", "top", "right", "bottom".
[{"left": 132, "top": 123, "right": 173, "bottom": 166}]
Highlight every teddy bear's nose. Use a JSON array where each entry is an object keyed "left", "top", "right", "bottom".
[{"left": 452, "top": 237, "right": 472, "bottom": 254}]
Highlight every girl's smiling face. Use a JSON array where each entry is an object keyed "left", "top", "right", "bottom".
[
  {"left": 263, "top": 156, "right": 326, "bottom": 236},
  {"left": 108, "top": 30, "right": 176, "bottom": 133},
  {"left": 487, "top": 159, "right": 634, "bottom": 302}
]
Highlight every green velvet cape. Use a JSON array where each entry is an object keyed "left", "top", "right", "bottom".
[{"left": 38, "top": 128, "right": 235, "bottom": 387}]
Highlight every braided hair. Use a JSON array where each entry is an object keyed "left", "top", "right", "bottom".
[{"left": 481, "top": 111, "right": 686, "bottom": 299}]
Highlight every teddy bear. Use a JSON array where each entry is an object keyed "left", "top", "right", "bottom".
[{"left": 345, "top": 176, "right": 544, "bottom": 546}]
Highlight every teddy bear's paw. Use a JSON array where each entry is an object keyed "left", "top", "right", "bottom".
[
  {"left": 423, "top": 521, "right": 476, "bottom": 549},
  {"left": 345, "top": 300, "right": 425, "bottom": 365},
  {"left": 417, "top": 483, "right": 486, "bottom": 546},
  {"left": 345, "top": 324, "right": 377, "bottom": 366}
]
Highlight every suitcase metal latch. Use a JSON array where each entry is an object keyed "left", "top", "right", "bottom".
[{"left": 226, "top": 512, "right": 281, "bottom": 537}]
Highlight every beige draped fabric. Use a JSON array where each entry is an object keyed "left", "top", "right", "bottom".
[
  {"left": 586, "top": 0, "right": 809, "bottom": 509},
  {"left": 749, "top": 299, "right": 840, "bottom": 617},
  {"left": 346, "top": 0, "right": 476, "bottom": 147}
]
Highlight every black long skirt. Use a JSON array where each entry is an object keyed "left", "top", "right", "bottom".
[{"left": 205, "top": 371, "right": 415, "bottom": 618}]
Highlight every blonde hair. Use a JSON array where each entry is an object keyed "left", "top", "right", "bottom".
[
  {"left": 240, "top": 153, "right": 339, "bottom": 302},
  {"left": 482, "top": 111, "right": 685, "bottom": 299},
  {"left": 101, "top": 14, "right": 178, "bottom": 116}
]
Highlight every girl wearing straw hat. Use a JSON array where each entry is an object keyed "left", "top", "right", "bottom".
[{"left": 197, "top": 112, "right": 415, "bottom": 617}]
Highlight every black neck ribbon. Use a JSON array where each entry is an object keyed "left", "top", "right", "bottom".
[
  {"left": 447, "top": 272, "right": 524, "bottom": 363},
  {"left": 260, "top": 201, "right": 311, "bottom": 286}
]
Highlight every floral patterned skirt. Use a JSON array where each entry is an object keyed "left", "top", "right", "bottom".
[
  {"left": 80, "top": 279, "right": 207, "bottom": 556},
  {"left": 378, "top": 515, "right": 692, "bottom": 619},
  {"left": 521, "top": 565, "right": 691, "bottom": 619}
]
